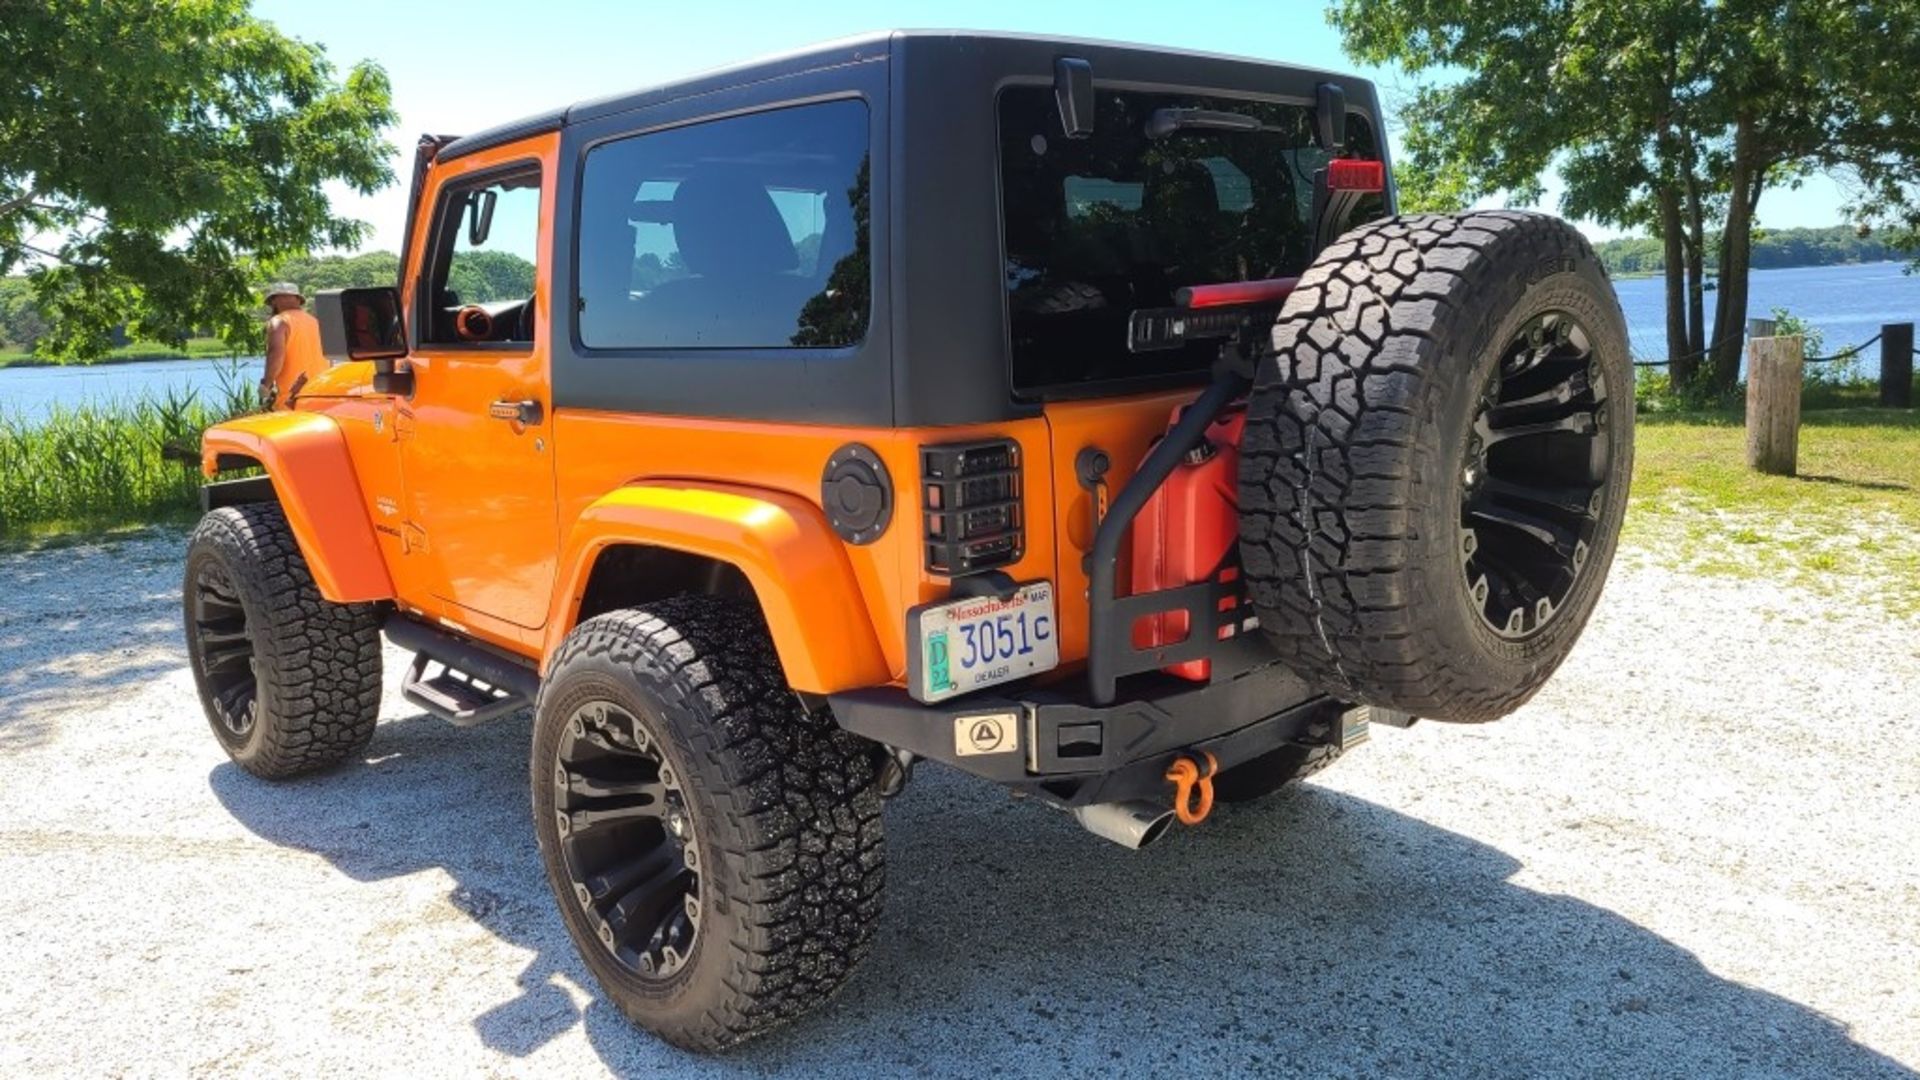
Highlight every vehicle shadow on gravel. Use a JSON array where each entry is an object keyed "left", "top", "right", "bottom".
[{"left": 212, "top": 711, "right": 1913, "bottom": 1079}]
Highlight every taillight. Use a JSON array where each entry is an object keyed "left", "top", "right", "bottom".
[
  {"left": 1327, "top": 158, "right": 1386, "bottom": 193},
  {"left": 922, "top": 439, "right": 1022, "bottom": 575}
]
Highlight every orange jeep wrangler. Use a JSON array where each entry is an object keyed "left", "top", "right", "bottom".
[{"left": 182, "top": 32, "right": 1632, "bottom": 1050}]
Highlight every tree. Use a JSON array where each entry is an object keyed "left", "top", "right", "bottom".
[
  {"left": 0, "top": 276, "right": 48, "bottom": 349},
  {"left": 1332, "top": 0, "right": 1920, "bottom": 395},
  {"left": 446, "top": 249, "right": 536, "bottom": 304},
  {"left": 271, "top": 250, "right": 401, "bottom": 292},
  {"left": 0, "top": 1, "right": 396, "bottom": 360}
]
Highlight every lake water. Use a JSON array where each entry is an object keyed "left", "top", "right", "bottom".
[
  {"left": 1611, "top": 260, "right": 1917, "bottom": 374},
  {"left": 1, "top": 261, "right": 1914, "bottom": 423},
  {"left": 1, "top": 355, "right": 259, "bottom": 423}
]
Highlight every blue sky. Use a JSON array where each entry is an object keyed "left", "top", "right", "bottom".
[{"left": 253, "top": 0, "right": 1853, "bottom": 253}]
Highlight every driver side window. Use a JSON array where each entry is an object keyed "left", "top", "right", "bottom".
[{"left": 421, "top": 166, "right": 542, "bottom": 346}]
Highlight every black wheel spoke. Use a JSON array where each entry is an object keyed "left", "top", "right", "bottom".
[
  {"left": 196, "top": 621, "right": 252, "bottom": 675},
  {"left": 607, "top": 854, "right": 690, "bottom": 948},
  {"left": 568, "top": 800, "right": 666, "bottom": 833},
  {"left": 565, "top": 770, "right": 666, "bottom": 804},
  {"left": 1470, "top": 503, "right": 1577, "bottom": 560},
  {"left": 1481, "top": 477, "right": 1598, "bottom": 518},
  {"left": 1486, "top": 368, "right": 1592, "bottom": 425},
  {"left": 1478, "top": 409, "right": 1595, "bottom": 446}
]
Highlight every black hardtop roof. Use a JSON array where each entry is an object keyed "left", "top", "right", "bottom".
[{"left": 436, "top": 29, "right": 1366, "bottom": 162}]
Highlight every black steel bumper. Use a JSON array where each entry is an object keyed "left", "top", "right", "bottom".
[{"left": 829, "top": 638, "right": 1363, "bottom": 807}]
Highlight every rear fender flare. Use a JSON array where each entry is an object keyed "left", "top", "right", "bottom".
[
  {"left": 200, "top": 413, "right": 393, "bottom": 602},
  {"left": 547, "top": 482, "right": 888, "bottom": 694}
]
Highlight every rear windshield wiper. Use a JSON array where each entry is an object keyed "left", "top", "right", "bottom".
[{"left": 1144, "top": 108, "right": 1266, "bottom": 139}]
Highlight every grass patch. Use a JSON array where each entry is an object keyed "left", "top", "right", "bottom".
[
  {"left": 0, "top": 337, "right": 241, "bottom": 368},
  {"left": 1626, "top": 406, "right": 1920, "bottom": 616},
  {"left": 0, "top": 370, "right": 256, "bottom": 539}
]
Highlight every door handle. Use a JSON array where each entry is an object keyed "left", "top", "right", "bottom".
[{"left": 488, "top": 399, "right": 543, "bottom": 425}]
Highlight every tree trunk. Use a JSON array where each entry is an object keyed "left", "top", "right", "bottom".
[
  {"left": 1683, "top": 170, "right": 1708, "bottom": 362},
  {"left": 1708, "top": 118, "right": 1762, "bottom": 392},
  {"left": 1658, "top": 185, "right": 1693, "bottom": 385}
]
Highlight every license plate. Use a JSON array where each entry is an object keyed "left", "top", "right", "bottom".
[{"left": 912, "top": 582, "right": 1058, "bottom": 703}]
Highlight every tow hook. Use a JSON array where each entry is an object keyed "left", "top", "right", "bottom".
[{"left": 1164, "top": 751, "right": 1219, "bottom": 826}]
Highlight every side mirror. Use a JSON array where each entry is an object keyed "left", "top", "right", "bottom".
[
  {"left": 314, "top": 286, "right": 413, "bottom": 395},
  {"left": 1054, "top": 57, "right": 1094, "bottom": 139},
  {"left": 315, "top": 287, "right": 407, "bottom": 361},
  {"left": 467, "top": 189, "right": 497, "bottom": 247}
]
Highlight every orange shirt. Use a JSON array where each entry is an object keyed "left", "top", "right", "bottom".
[{"left": 268, "top": 308, "right": 328, "bottom": 407}]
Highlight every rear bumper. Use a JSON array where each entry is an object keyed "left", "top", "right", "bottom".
[{"left": 829, "top": 639, "right": 1373, "bottom": 806}]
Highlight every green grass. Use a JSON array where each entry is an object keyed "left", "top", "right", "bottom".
[
  {"left": 0, "top": 337, "right": 241, "bottom": 368},
  {"left": 1626, "top": 406, "right": 1920, "bottom": 616},
  {"left": 0, "top": 368, "right": 256, "bottom": 541}
]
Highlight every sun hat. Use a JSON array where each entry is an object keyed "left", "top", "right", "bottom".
[{"left": 264, "top": 281, "right": 304, "bottom": 303}]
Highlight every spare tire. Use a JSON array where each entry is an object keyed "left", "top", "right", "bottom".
[{"left": 1238, "top": 211, "right": 1632, "bottom": 722}]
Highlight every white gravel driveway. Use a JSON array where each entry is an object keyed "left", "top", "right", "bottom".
[{"left": 1, "top": 530, "right": 1915, "bottom": 1078}]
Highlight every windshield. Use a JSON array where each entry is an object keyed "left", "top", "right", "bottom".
[{"left": 999, "top": 85, "right": 1380, "bottom": 395}]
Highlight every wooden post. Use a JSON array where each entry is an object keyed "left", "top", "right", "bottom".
[
  {"left": 1746, "top": 335, "right": 1803, "bottom": 476},
  {"left": 1881, "top": 322, "right": 1914, "bottom": 409}
]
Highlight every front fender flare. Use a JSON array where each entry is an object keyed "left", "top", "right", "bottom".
[
  {"left": 547, "top": 482, "right": 888, "bottom": 694},
  {"left": 200, "top": 413, "right": 393, "bottom": 603}
]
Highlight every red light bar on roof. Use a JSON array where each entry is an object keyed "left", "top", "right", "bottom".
[
  {"left": 1175, "top": 276, "right": 1299, "bottom": 310},
  {"left": 1327, "top": 158, "right": 1386, "bottom": 193}
]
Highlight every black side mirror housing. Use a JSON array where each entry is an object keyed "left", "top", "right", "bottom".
[
  {"left": 314, "top": 286, "right": 413, "bottom": 394},
  {"left": 1315, "top": 82, "right": 1348, "bottom": 153},
  {"left": 1054, "top": 56, "right": 1094, "bottom": 138}
]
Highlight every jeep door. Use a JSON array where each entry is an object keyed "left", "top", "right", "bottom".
[{"left": 396, "top": 135, "right": 561, "bottom": 633}]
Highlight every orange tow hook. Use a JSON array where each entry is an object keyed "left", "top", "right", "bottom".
[{"left": 1165, "top": 751, "right": 1220, "bottom": 826}]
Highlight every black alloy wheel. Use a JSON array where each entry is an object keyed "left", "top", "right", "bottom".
[
  {"left": 551, "top": 700, "right": 701, "bottom": 981},
  {"left": 1459, "top": 310, "right": 1611, "bottom": 640},
  {"left": 189, "top": 560, "right": 258, "bottom": 745}
]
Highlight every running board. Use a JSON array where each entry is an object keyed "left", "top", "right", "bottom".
[{"left": 385, "top": 616, "right": 540, "bottom": 727}]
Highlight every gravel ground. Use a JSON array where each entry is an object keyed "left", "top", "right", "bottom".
[{"left": 1, "top": 529, "right": 1916, "bottom": 1078}]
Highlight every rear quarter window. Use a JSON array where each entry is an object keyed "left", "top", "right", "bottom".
[{"left": 575, "top": 98, "right": 871, "bottom": 350}]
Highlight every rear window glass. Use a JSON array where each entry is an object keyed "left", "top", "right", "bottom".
[
  {"left": 576, "top": 98, "right": 870, "bottom": 350},
  {"left": 999, "top": 86, "right": 1380, "bottom": 394}
]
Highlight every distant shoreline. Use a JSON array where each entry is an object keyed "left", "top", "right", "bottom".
[
  {"left": 1601, "top": 257, "right": 1909, "bottom": 282},
  {"left": 0, "top": 339, "right": 241, "bottom": 370}
]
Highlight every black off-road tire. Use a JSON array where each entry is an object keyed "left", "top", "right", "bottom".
[
  {"left": 183, "top": 504, "right": 384, "bottom": 778},
  {"left": 1238, "top": 211, "right": 1633, "bottom": 722},
  {"left": 1212, "top": 742, "right": 1343, "bottom": 804},
  {"left": 531, "top": 596, "right": 885, "bottom": 1052}
]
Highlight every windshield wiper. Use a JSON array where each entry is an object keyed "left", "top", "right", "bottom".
[{"left": 1145, "top": 108, "right": 1266, "bottom": 139}]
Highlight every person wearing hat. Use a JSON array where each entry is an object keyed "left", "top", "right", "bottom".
[{"left": 260, "top": 282, "right": 326, "bottom": 410}]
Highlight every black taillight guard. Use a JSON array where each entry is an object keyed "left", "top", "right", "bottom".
[{"left": 922, "top": 439, "right": 1023, "bottom": 575}]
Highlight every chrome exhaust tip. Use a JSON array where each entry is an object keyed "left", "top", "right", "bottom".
[{"left": 1073, "top": 800, "right": 1175, "bottom": 849}]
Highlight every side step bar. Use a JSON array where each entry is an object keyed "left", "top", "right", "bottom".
[{"left": 385, "top": 616, "right": 540, "bottom": 726}]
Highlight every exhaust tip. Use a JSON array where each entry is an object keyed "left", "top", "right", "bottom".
[{"left": 1074, "top": 800, "right": 1176, "bottom": 849}]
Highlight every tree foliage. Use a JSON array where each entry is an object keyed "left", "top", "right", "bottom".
[
  {"left": 0, "top": 0, "right": 396, "bottom": 360},
  {"left": 0, "top": 275, "right": 48, "bottom": 349},
  {"left": 1332, "top": 0, "right": 1920, "bottom": 392},
  {"left": 1593, "top": 225, "right": 1907, "bottom": 275}
]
